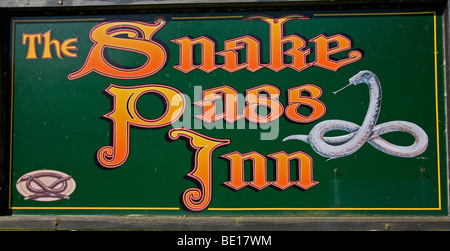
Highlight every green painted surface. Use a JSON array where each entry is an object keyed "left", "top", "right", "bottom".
[{"left": 9, "top": 10, "right": 447, "bottom": 216}]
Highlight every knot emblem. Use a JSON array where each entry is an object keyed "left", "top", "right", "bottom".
[{"left": 16, "top": 170, "right": 76, "bottom": 202}]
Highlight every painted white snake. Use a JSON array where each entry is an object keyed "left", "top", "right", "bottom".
[{"left": 283, "top": 70, "right": 428, "bottom": 158}]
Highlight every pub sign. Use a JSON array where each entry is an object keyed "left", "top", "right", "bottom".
[{"left": 8, "top": 9, "right": 447, "bottom": 215}]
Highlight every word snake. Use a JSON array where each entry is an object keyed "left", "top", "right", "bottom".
[{"left": 283, "top": 70, "right": 428, "bottom": 159}]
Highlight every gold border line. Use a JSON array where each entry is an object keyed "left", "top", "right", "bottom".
[
  {"left": 9, "top": 20, "right": 15, "bottom": 210},
  {"left": 9, "top": 11, "right": 444, "bottom": 212},
  {"left": 208, "top": 207, "right": 441, "bottom": 211},
  {"left": 313, "top": 11, "right": 436, "bottom": 17},
  {"left": 13, "top": 18, "right": 105, "bottom": 23},
  {"left": 433, "top": 12, "right": 442, "bottom": 210},
  {"left": 12, "top": 207, "right": 180, "bottom": 210},
  {"left": 172, "top": 16, "right": 244, "bottom": 20}
]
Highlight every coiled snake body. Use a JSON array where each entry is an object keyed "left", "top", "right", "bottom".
[{"left": 283, "top": 70, "right": 428, "bottom": 159}]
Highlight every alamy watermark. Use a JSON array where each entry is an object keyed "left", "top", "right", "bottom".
[{"left": 171, "top": 85, "right": 280, "bottom": 140}]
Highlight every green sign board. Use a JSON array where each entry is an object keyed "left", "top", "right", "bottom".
[{"left": 8, "top": 9, "right": 447, "bottom": 216}]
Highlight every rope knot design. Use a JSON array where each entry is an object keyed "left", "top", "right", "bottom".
[{"left": 16, "top": 170, "right": 76, "bottom": 202}]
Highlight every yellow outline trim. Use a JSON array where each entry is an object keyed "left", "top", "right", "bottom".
[
  {"left": 433, "top": 12, "right": 442, "bottom": 211},
  {"left": 12, "top": 207, "right": 179, "bottom": 210},
  {"left": 171, "top": 16, "right": 244, "bottom": 20},
  {"left": 9, "top": 11, "right": 444, "bottom": 212},
  {"left": 313, "top": 11, "right": 436, "bottom": 17}
]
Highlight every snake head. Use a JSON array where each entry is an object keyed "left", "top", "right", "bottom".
[
  {"left": 349, "top": 70, "right": 374, "bottom": 86},
  {"left": 333, "top": 70, "right": 377, "bottom": 95}
]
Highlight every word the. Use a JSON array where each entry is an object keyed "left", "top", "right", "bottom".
[{"left": 22, "top": 31, "right": 78, "bottom": 59}]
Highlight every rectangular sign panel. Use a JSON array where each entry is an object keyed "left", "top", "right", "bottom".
[{"left": 9, "top": 10, "right": 447, "bottom": 216}]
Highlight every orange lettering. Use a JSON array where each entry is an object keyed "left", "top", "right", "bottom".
[
  {"left": 170, "top": 14, "right": 362, "bottom": 74},
  {"left": 221, "top": 151, "right": 270, "bottom": 190},
  {"left": 221, "top": 150, "right": 318, "bottom": 192},
  {"left": 171, "top": 36, "right": 217, "bottom": 73},
  {"left": 194, "top": 85, "right": 243, "bottom": 123},
  {"left": 244, "top": 14, "right": 312, "bottom": 72},
  {"left": 311, "top": 34, "right": 363, "bottom": 71},
  {"left": 245, "top": 84, "right": 284, "bottom": 123},
  {"left": 218, "top": 35, "right": 264, "bottom": 72},
  {"left": 169, "top": 129, "right": 230, "bottom": 211},
  {"left": 285, "top": 84, "right": 326, "bottom": 123},
  {"left": 268, "top": 151, "right": 319, "bottom": 190},
  {"left": 97, "top": 84, "right": 185, "bottom": 168},
  {"left": 68, "top": 19, "right": 167, "bottom": 80}
]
